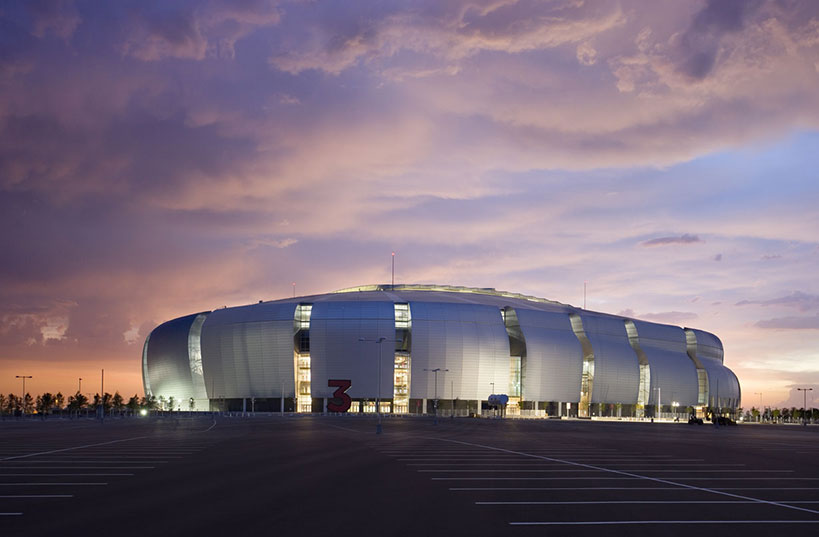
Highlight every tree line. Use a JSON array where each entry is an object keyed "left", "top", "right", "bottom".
[
  {"left": 0, "top": 391, "right": 165, "bottom": 417},
  {"left": 742, "top": 406, "right": 819, "bottom": 423}
]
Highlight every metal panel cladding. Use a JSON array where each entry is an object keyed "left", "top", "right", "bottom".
[
  {"left": 688, "top": 328, "right": 740, "bottom": 407},
  {"left": 580, "top": 313, "right": 639, "bottom": 404},
  {"left": 410, "top": 302, "right": 510, "bottom": 401},
  {"left": 632, "top": 320, "right": 698, "bottom": 407},
  {"left": 309, "top": 300, "right": 395, "bottom": 400},
  {"left": 515, "top": 309, "right": 583, "bottom": 402},
  {"left": 200, "top": 302, "right": 297, "bottom": 399},
  {"left": 144, "top": 313, "right": 203, "bottom": 403}
]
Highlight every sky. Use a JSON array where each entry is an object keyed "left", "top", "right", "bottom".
[{"left": 1, "top": 0, "right": 818, "bottom": 408}]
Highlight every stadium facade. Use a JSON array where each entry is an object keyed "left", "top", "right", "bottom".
[{"left": 142, "top": 284, "right": 741, "bottom": 417}]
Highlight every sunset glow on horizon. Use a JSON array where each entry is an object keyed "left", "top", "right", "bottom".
[{"left": 1, "top": 0, "right": 818, "bottom": 409}]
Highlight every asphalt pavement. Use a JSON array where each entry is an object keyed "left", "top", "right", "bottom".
[{"left": 2, "top": 415, "right": 819, "bottom": 536}]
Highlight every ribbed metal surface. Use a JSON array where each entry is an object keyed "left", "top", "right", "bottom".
[
  {"left": 309, "top": 300, "right": 395, "bottom": 399},
  {"left": 144, "top": 313, "right": 202, "bottom": 403},
  {"left": 144, "top": 286, "right": 739, "bottom": 409},
  {"left": 410, "top": 302, "right": 510, "bottom": 400},
  {"left": 579, "top": 313, "right": 639, "bottom": 404},
  {"left": 687, "top": 328, "right": 740, "bottom": 407},
  {"left": 515, "top": 309, "right": 583, "bottom": 402},
  {"left": 633, "top": 320, "right": 698, "bottom": 407},
  {"left": 200, "top": 302, "right": 296, "bottom": 398}
]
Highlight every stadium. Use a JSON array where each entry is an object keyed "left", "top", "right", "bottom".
[{"left": 142, "top": 284, "right": 741, "bottom": 418}]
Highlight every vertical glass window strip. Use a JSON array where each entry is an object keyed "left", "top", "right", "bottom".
[
  {"left": 570, "top": 314, "right": 594, "bottom": 418},
  {"left": 624, "top": 320, "right": 650, "bottom": 417},
  {"left": 509, "top": 356, "right": 521, "bottom": 397},
  {"left": 684, "top": 329, "right": 709, "bottom": 409},
  {"left": 394, "top": 303, "right": 411, "bottom": 413},
  {"left": 294, "top": 304, "right": 313, "bottom": 413},
  {"left": 501, "top": 307, "right": 526, "bottom": 410},
  {"left": 142, "top": 333, "right": 152, "bottom": 397}
]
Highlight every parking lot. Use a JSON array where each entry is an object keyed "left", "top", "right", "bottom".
[{"left": 2, "top": 416, "right": 819, "bottom": 536}]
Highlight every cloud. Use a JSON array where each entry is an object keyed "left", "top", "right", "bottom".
[
  {"left": 713, "top": 253, "right": 722, "bottom": 261},
  {"left": 269, "top": 0, "right": 625, "bottom": 74},
  {"left": 756, "top": 315, "right": 819, "bottom": 330},
  {"left": 639, "top": 311, "right": 699, "bottom": 324},
  {"left": 736, "top": 291, "right": 819, "bottom": 312},
  {"left": 672, "top": 0, "right": 763, "bottom": 80},
  {"left": 641, "top": 234, "right": 703, "bottom": 247},
  {"left": 120, "top": 0, "right": 282, "bottom": 61}
]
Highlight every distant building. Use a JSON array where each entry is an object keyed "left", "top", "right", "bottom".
[{"left": 142, "top": 284, "right": 740, "bottom": 417}]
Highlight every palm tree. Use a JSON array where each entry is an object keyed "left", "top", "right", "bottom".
[
  {"left": 127, "top": 395, "right": 140, "bottom": 415},
  {"left": 55, "top": 392, "right": 65, "bottom": 413},
  {"left": 23, "top": 393, "right": 34, "bottom": 414},
  {"left": 101, "top": 392, "right": 113, "bottom": 414},
  {"left": 67, "top": 392, "right": 89, "bottom": 417},
  {"left": 0, "top": 394, "right": 6, "bottom": 417},
  {"left": 112, "top": 392, "right": 124, "bottom": 415},
  {"left": 36, "top": 393, "right": 55, "bottom": 416},
  {"left": 5, "top": 394, "right": 18, "bottom": 415}
]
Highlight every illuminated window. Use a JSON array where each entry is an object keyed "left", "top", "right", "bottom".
[
  {"left": 570, "top": 314, "right": 594, "bottom": 418},
  {"left": 394, "top": 304, "right": 411, "bottom": 413},
  {"left": 294, "top": 304, "right": 313, "bottom": 413},
  {"left": 509, "top": 356, "right": 521, "bottom": 397}
]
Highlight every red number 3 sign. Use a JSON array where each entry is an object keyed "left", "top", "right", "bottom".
[{"left": 327, "top": 379, "right": 352, "bottom": 412}]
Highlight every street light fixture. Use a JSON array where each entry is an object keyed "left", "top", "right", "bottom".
[
  {"left": 359, "top": 336, "right": 399, "bottom": 434},
  {"left": 797, "top": 387, "right": 813, "bottom": 426},
  {"left": 424, "top": 368, "right": 449, "bottom": 425}
]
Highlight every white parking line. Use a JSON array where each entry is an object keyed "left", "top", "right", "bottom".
[
  {"left": 430, "top": 437, "right": 819, "bottom": 516},
  {"left": 0, "top": 436, "right": 149, "bottom": 461},
  {"left": 0, "top": 482, "right": 107, "bottom": 486},
  {"left": 0, "top": 495, "right": 73, "bottom": 498},
  {"left": 433, "top": 477, "right": 819, "bottom": 482},
  {"left": 0, "top": 467, "right": 154, "bottom": 470},
  {"left": 419, "top": 469, "right": 791, "bottom": 473},
  {"left": 1, "top": 460, "right": 169, "bottom": 464},
  {"left": 479, "top": 500, "right": 819, "bottom": 505},
  {"left": 0, "top": 513, "right": 22, "bottom": 516},
  {"left": 0, "top": 473, "right": 133, "bottom": 476},
  {"left": 451, "top": 486, "right": 819, "bottom": 491},
  {"left": 509, "top": 520, "right": 819, "bottom": 526}
]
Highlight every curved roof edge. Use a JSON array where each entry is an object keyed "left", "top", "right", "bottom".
[{"left": 333, "top": 283, "right": 567, "bottom": 307}]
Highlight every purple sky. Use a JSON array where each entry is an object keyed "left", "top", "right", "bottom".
[{"left": 1, "top": 0, "right": 818, "bottom": 408}]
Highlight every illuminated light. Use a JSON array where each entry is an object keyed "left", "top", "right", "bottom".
[{"left": 140, "top": 409, "right": 148, "bottom": 416}]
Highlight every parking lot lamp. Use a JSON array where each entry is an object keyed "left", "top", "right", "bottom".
[{"left": 797, "top": 388, "right": 813, "bottom": 426}]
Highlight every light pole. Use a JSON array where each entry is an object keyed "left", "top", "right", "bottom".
[
  {"left": 359, "top": 336, "right": 399, "bottom": 434},
  {"left": 16, "top": 375, "right": 32, "bottom": 414},
  {"left": 424, "top": 368, "right": 449, "bottom": 425},
  {"left": 653, "top": 387, "right": 661, "bottom": 420},
  {"left": 78, "top": 377, "right": 82, "bottom": 394},
  {"left": 797, "top": 387, "right": 813, "bottom": 426}
]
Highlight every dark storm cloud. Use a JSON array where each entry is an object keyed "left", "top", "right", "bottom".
[{"left": 640, "top": 234, "right": 703, "bottom": 247}]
